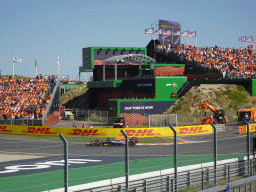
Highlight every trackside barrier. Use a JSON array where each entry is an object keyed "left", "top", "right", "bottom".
[
  {"left": 46, "top": 156, "right": 255, "bottom": 192},
  {"left": 238, "top": 123, "right": 256, "bottom": 134},
  {"left": 0, "top": 124, "right": 213, "bottom": 137}
]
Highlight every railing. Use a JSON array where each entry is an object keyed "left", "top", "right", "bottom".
[
  {"left": 75, "top": 158, "right": 254, "bottom": 192},
  {"left": 173, "top": 78, "right": 187, "bottom": 94},
  {"left": 71, "top": 109, "right": 108, "bottom": 124},
  {"left": 0, "top": 119, "right": 43, "bottom": 126},
  {"left": 42, "top": 78, "right": 60, "bottom": 126}
]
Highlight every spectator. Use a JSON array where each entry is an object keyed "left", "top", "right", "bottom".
[
  {"left": 244, "top": 113, "right": 249, "bottom": 121},
  {"left": 72, "top": 123, "right": 77, "bottom": 128},
  {"left": 82, "top": 123, "right": 88, "bottom": 128},
  {"left": 89, "top": 124, "right": 94, "bottom": 128},
  {"left": 0, "top": 77, "right": 50, "bottom": 120}
]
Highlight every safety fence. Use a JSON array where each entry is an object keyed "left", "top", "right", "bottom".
[
  {"left": 0, "top": 121, "right": 254, "bottom": 192},
  {"left": 70, "top": 109, "right": 108, "bottom": 125},
  {"left": 149, "top": 114, "right": 177, "bottom": 127}
]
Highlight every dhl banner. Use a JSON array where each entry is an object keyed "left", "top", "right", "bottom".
[
  {"left": 0, "top": 124, "right": 213, "bottom": 138},
  {"left": 238, "top": 124, "right": 256, "bottom": 134}
]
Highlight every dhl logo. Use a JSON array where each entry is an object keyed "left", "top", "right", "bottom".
[
  {"left": 122, "top": 129, "right": 158, "bottom": 137},
  {"left": 177, "top": 126, "right": 209, "bottom": 135},
  {"left": 68, "top": 129, "right": 100, "bottom": 136},
  {"left": 249, "top": 125, "right": 256, "bottom": 132},
  {"left": 0, "top": 126, "right": 12, "bottom": 133},
  {"left": 22, "top": 127, "right": 56, "bottom": 135}
]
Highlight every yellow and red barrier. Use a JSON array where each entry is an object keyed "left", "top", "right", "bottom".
[
  {"left": 0, "top": 124, "right": 213, "bottom": 138},
  {"left": 238, "top": 124, "right": 256, "bottom": 134}
]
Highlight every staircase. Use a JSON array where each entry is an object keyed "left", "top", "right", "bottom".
[
  {"left": 72, "top": 89, "right": 93, "bottom": 109},
  {"left": 176, "top": 81, "right": 201, "bottom": 98}
]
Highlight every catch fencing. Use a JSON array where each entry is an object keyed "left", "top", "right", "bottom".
[
  {"left": 0, "top": 120, "right": 255, "bottom": 192},
  {"left": 72, "top": 109, "right": 108, "bottom": 125},
  {"left": 149, "top": 114, "right": 177, "bottom": 127}
]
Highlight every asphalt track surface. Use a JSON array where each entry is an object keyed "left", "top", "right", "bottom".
[{"left": 0, "top": 123, "right": 253, "bottom": 178}]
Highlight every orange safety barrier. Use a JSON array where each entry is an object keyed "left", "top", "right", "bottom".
[
  {"left": 238, "top": 125, "right": 246, "bottom": 134},
  {"left": 238, "top": 124, "right": 256, "bottom": 134}
]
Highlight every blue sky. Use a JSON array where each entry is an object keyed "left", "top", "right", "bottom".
[{"left": 0, "top": 0, "right": 255, "bottom": 80}]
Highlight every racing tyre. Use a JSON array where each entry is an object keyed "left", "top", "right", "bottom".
[
  {"left": 95, "top": 140, "right": 101, "bottom": 147},
  {"left": 129, "top": 140, "right": 135, "bottom": 147}
]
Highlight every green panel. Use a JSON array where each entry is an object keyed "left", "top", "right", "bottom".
[
  {"left": 251, "top": 79, "right": 256, "bottom": 96},
  {"left": 83, "top": 46, "right": 147, "bottom": 69},
  {"left": 113, "top": 98, "right": 179, "bottom": 102},
  {"left": 91, "top": 46, "right": 147, "bottom": 53},
  {"left": 82, "top": 47, "right": 92, "bottom": 69},
  {"left": 154, "top": 64, "right": 185, "bottom": 67},
  {"left": 79, "top": 66, "right": 93, "bottom": 72},
  {"left": 155, "top": 76, "right": 187, "bottom": 99}
]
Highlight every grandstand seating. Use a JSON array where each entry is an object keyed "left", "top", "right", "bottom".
[
  {"left": 157, "top": 44, "right": 256, "bottom": 79},
  {"left": 0, "top": 77, "right": 52, "bottom": 121}
]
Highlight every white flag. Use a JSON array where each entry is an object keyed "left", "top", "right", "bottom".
[
  {"left": 181, "top": 31, "right": 189, "bottom": 37},
  {"left": 13, "top": 56, "right": 22, "bottom": 62},
  {"left": 163, "top": 30, "right": 172, "bottom": 35},
  {"left": 246, "top": 36, "right": 253, "bottom": 42},
  {"left": 173, "top": 31, "right": 181, "bottom": 36},
  {"left": 238, "top": 36, "right": 246, "bottom": 42},
  {"left": 145, "top": 28, "right": 154, "bottom": 34},
  {"left": 154, "top": 29, "right": 162, "bottom": 35},
  {"left": 189, "top": 31, "right": 196, "bottom": 37}
]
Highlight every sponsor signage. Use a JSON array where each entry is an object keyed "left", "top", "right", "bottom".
[
  {"left": 0, "top": 124, "right": 213, "bottom": 137},
  {"left": 120, "top": 101, "right": 175, "bottom": 114},
  {"left": 166, "top": 82, "right": 177, "bottom": 87}
]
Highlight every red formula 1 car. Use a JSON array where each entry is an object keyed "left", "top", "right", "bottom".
[{"left": 87, "top": 137, "right": 138, "bottom": 147}]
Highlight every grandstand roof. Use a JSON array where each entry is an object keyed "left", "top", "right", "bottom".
[{"left": 104, "top": 54, "right": 156, "bottom": 64}]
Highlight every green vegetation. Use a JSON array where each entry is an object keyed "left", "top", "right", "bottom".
[
  {"left": 60, "top": 84, "right": 88, "bottom": 106},
  {"left": 164, "top": 84, "right": 256, "bottom": 126}
]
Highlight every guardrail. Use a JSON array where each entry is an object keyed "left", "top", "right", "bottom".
[{"left": 75, "top": 158, "right": 254, "bottom": 192}]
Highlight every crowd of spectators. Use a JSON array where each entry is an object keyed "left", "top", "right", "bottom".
[
  {"left": 158, "top": 43, "right": 256, "bottom": 79},
  {"left": 0, "top": 75, "right": 55, "bottom": 120}
]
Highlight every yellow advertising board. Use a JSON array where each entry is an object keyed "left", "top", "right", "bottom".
[
  {"left": 238, "top": 124, "right": 256, "bottom": 134},
  {"left": 0, "top": 124, "right": 213, "bottom": 137}
]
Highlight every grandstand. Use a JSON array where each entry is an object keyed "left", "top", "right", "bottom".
[
  {"left": 0, "top": 75, "right": 60, "bottom": 126},
  {"left": 69, "top": 38, "right": 256, "bottom": 126}
]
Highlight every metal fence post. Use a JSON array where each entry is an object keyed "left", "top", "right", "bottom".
[
  {"left": 188, "top": 172, "right": 191, "bottom": 188},
  {"left": 243, "top": 119, "right": 251, "bottom": 177},
  {"left": 175, "top": 114, "right": 177, "bottom": 126},
  {"left": 167, "top": 176, "right": 170, "bottom": 192},
  {"left": 59, "top": 134, "right": 68, "bottom": 192},
  {"left": 100, "top": 111, "right": 102, "bottom": 126},
  {"left": 202, "top": 170, "right": 204, "bottom": 190},
  {"left": 171, "top": 179, "right": 174, "bottom": 192},
  {"left": 121, "top": 129, "right": 129, "bottom": 190},
  {"left": 144, "top": 179, "right": 147, "bottom": 191},
  {"left": 149, "top": 115, "right": 151, "bottom": 128},
  {"left": 170, "top": 125, "right": 177, "bottom": 192},
  {"left": 88, "top": 110, "right": 89, "bottom": 121},
  {"left": 210, "top": 122, "right": 217, "bottom": 186},
  {"left": 228, "top": 165, "right": 230, "bottom": 183}
]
